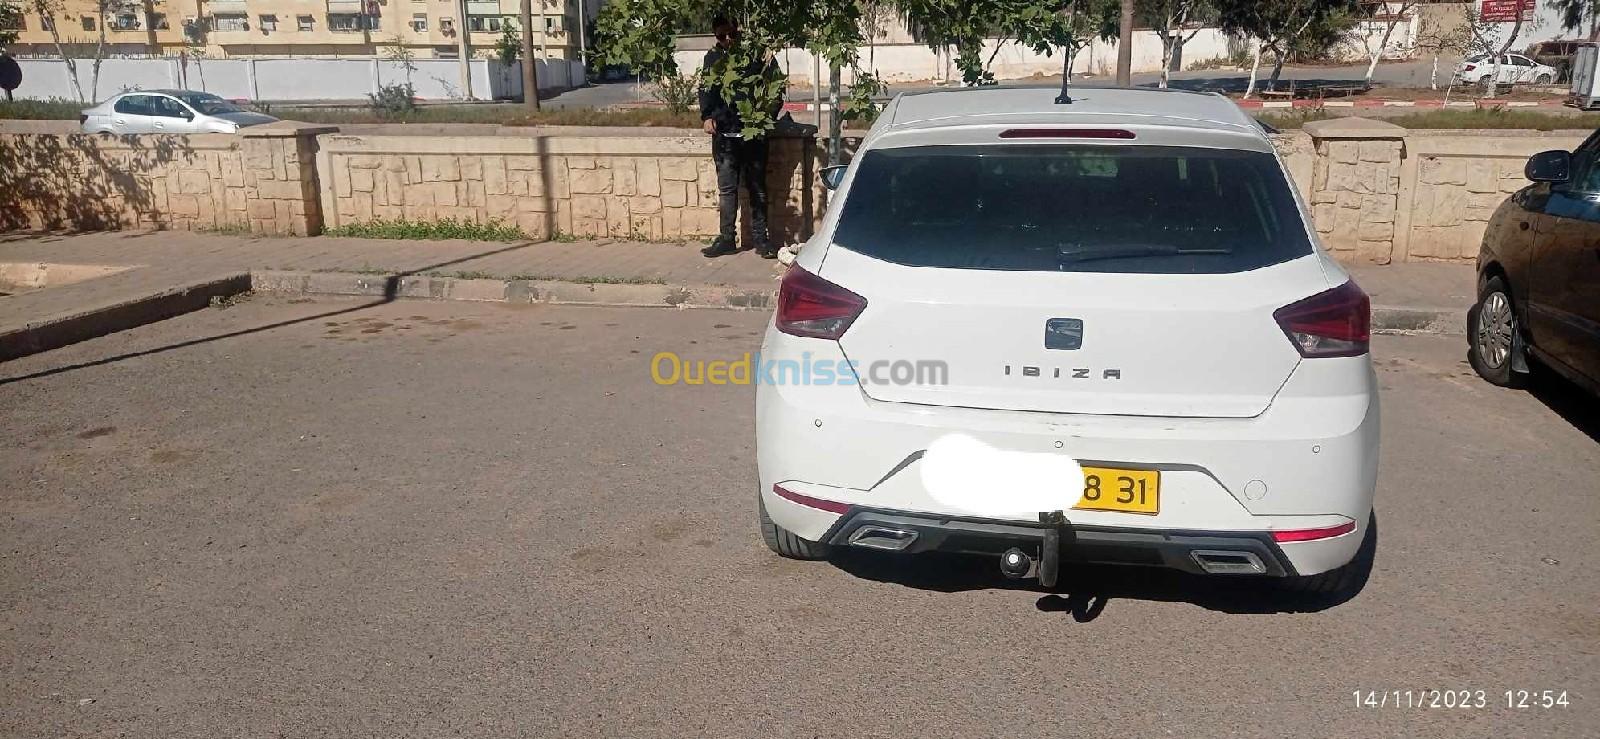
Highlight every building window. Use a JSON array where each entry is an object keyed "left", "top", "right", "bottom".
[
  {"left": 411, "top": 13, "right": 426, "bottom": 32},
  {"left": 41, "top": 15, "right": 54, "bottom": 32},
  {"left": 0, "top": 13, "right": 23, "bottom": 31},
  {"left": 259, "top": 14, "right": 277, "bottom": 32},
  {"left": 297, "top": 14, "right": 314, "bottom": 31},
  {"left": 80, "top": 15, "right": 94, "bottom": 31},
  {"left": 467, "top": 15, "right": 501, "bottom": 32},
  {"left": 545, "top": 17, "right": 555, "bottom": 31},
  {"left": 110, "top": 12, "right": 140, "bottom": 30},
  {"left": 439, "top": 17, "right": 454, "bottom": 35},
  {"left": 212, "top": 13, "right": 247, "bottom": 32},
  {"left": 435, "top": 46, "right": 458, "bottom": 59},
  {"left": 328, "top": 13, "right": 376, "bottom": 32},
  {"left": 148, "top": 12, "right": 168, "bottom": 30}
]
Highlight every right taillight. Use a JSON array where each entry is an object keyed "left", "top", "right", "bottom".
[
  {"left": 775, "top": 266, "right": 867, "bottom": 340},
  {"left": 1273, "top": 281, "right": 1370, "bottom": 358}
]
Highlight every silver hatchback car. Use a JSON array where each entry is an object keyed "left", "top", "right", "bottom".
[{"left": 80, "top": 90, "right": 278, "bottom": 134}]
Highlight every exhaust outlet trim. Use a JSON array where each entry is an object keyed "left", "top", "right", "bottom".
[
  {"left": 1190, "top": 549, "right": 1267, "bottom": 575},
  {"left": 847, "top": 525, "right": 919, "bottom": 551}
]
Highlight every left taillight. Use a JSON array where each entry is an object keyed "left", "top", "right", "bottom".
[
  {"left": 1273, "top": 280, "right": 1370, "bottom": 358},
  {"left": 775, "top": 266, "right": 867, "bottom": 340}
]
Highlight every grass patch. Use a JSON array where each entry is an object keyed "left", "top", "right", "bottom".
[
  {"left": 1255, "top": 108, "right": 1339, "bottom": 130},
  {"left": 1386, "top": 108, "right": 1600, "bottom": 130},
  {"left": 323, "top": 217, "right": 530, "bottom": 241},
  {"left": 0, "top": 99, "right": 85, "bottom": 120},
  {"left": 275, "top": 105, "right": 702, "bottom": 128},
  {"left": 196, "top": 223, "right": 256, "bottom": 237}
]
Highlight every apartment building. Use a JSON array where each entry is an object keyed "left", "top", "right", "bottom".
[{"left": 4, "top": 0, "right": 594, "bottom": 59}]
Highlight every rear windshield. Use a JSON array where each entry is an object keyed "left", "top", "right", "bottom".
[
  {"left": 174, "top": 92, "right": 243, "bottom": 115},
  {"left": 831, "top": 144, "right": 1312, "bottom": 274}
]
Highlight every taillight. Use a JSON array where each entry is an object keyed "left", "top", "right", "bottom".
[
  {"left": 1271, "top": 520, "right": 1357, "bottom": 543},
  {"left": 999, "top": 128, "right": 1135, "bottom": 139},
  {"left": 776, "top": 266, "right": 866, "bottom": 339},
  {"left": 1463, "top": 63, "right": 1476, "bottom": 71},
  {"left": 1273, "top": 281, "right": 1370, "bottom": 358}
]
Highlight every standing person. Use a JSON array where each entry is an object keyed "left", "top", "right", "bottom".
[{"left": 698, "top": 16, "right": 782, "bottom": 259}]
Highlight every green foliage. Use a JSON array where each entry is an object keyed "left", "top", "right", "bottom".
[
  {"left": 0, "top": 1, "right": 22, "bottom": 48},
  {"left": 594, "top": 0, "right": 694, "bottom": 80},
  {"left": 901, "top": 0, "right": 1117, "bottom": 87},
  {"left": 841, "top": 70, "right": 887, "bottom": 123},
  {"left": 326, "top": 218, "right": 531, "bottom": 242},
  {"left": 0, "top": 98, "right": 84, "bottom": 119},
  {"left": 367, "top": 83, "right": 418, "bottom": 118},
  {"left": 649, "top": 71, "right": 700, "bottom": 114},
  {"left": 495, "top": 22, "right": 521, "bottom": 66}
]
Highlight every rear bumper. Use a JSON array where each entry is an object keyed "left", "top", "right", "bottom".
[
  {"left": 754, "top": 326, "right": 1380, "bottom": 576},
  {"left": 826, "top": 506, "right": 1299, "bottom": 576}
]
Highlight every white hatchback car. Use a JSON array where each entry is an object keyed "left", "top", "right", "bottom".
[
  {"left": 1457, "top": 54, "right": 1559, "bottom": 86},
  {"left": 756, "top": 87, "right": 1379, "bottom": 596},
  {"left": 80, "top": 90, "right": 278, "bottom": 134}
]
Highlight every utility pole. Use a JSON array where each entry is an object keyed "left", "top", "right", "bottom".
[
  {"left": 577, "top": 0, "right": 587, "bottom": 59},
  {"left": 1116, "top": 0, "right": 1134, "bottom": 86},
  {"left": 538, "top": 0, "right": 547, "bottom": 61},
  {"left": 457, "top": 0, "right": 473, "bottom": 99},
  {"left": 521, "top": 0, "right": 539, "bottom": 109},
  {"left": 827, "top": 62, "right": 841, "bottom": 166}
]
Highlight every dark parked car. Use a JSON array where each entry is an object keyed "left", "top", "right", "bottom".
[{"left": 1470, "top": 130, "right": 1600, "bottom": 395}]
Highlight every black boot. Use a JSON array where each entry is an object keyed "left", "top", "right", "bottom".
[{"left": 700, "top": 235, "right": 739, "bottom": 258}]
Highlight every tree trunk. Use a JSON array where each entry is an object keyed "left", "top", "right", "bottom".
[
  {"left": 1364, "top": 16, "right": 1401, "bottom": 89},
  {"left": 1268, "top": 46, "right": 1286, "bottom": 89},
  {"left": 828, "top": 61, "right": 842, "bottom": 165},
  {"left": 1158, "top": 34, "right": 1173, "bottom": 89},
  {"left": 1430, "top": 54, "right": 1439, "bottom": 90},
  {"left": 1244, "top": 39, "right": 1262, "bottom": 99},
  {"left": 1116, "top": 0, "right": 1135, "bottom": 85}
]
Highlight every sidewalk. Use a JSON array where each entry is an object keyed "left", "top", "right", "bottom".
[{"left": 1, "top": 230, "right": 1471, "bottom": 361}]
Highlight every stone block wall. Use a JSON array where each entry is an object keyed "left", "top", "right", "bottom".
[
  {"left": 1401, "top": 136, "right": 1582, "bottom": 261},
  {"left": 318, "top": 132, "right": 823, "bottom": 244},
  {"left": 0, "top": 124, "right": 329, "bottom": 235}
]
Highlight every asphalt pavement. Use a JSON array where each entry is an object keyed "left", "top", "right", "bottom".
[{"left": 1, "top": 296, "right": 1596, "bottom": 737}]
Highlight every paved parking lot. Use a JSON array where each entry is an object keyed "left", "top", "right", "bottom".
[{"left": 2, "top": 296, "right": 1596, "bottom": 737}]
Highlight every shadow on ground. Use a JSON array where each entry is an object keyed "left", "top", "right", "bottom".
[
  {"left": 1527, "top": 362, "right": 1600, "bottom": 444},
  {"left": 831, "top": 544, "right": 1371, "bottom": 618}
]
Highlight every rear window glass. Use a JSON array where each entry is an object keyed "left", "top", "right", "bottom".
[{"left": 830, "top": 144, "right": 1313, "bottom": 274}]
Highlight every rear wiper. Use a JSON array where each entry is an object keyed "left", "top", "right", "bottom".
[{"left": 1055, "top": 244, "right": 1230, "bottom": 264}]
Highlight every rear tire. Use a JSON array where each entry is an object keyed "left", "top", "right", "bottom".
[
  {"left": 1536, "top": 73, "right": 1555, "bottom": 85},
  {"left": 758, "top": 491, "right": 833, "bottom": 560},
  {"left": 1469, "top": 275, "right": 1525, "bottom": 388},
  {"left": 1279, "top": 513, "right": 1377, "bottom": 597}
]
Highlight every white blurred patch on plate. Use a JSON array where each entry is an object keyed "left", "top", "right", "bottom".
[{"left": 918, "top": 433, "right": 1083, "bottom": 517}]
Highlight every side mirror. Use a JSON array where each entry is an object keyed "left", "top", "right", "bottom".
[
  {"left": 1525, "top": 149, "right": 1571, "bottom": 183},
  {"left": 820, "top": 164, "right": 848, "bottom": 190}
]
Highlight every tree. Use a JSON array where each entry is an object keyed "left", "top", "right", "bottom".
[
  {"left": 900, "top": 0, "right": 1115, "bottom": 89},
  {"left": 495, "top": 20, "right": 522, "bottom": 66},
  {"left": 1412, "top": 2, "right": 1469, "bottom": 90},
  {"left": 1, "top": 1, "right": 22, "bottom": 48},
  {"left": 1116, "top": 0, "right": 1134, "bottom": 84},
  {"left": 1464, "top": 4, "right": 1539, "bottom": 98},
  {"left": 1355, "top": 0, "right": 1416, "bottom": 89},
  {"left": 1138, "top": 0, "right": 1216, "bottom": 88},
  {"left": 1220, "top": 0, "right": 1357, "bottom": 94},
  {"left": 1548, "top": 0, "right": 1600, "bottom": 41},
  {"left": 28, "top": 0, "right": 118, "bottom": 103}
]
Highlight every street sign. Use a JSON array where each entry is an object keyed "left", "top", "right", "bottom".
[{"left": 1480, "top": 0, "right": 1535, "bottom": 23}]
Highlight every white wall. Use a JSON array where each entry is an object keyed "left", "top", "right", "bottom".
[
  {"left": 675, "top": 30, "right": 1237, "bottom": 86},
  {"left": 9, "top": 57, "right": 585, "bottom": 103}
]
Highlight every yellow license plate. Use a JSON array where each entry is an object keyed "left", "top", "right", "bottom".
[{"left": 1074, "top": 466, "right": 1160, "bottom": 515}]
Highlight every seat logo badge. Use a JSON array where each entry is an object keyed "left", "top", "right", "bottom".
[{"left": 1045, "top": 318, "right": 1084, "bottom": 350}]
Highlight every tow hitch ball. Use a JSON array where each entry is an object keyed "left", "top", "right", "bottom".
[{"left": 998, "top": 511, "right": 1068, "bottom": 587}]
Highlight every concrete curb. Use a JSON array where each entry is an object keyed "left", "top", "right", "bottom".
[
  {"left": 0, "top": 270, "right": 1463, "bottom": 366},
  {"left": 249, "top": 270, "right": 778, "bottom": 310},
  {"left": 263, "top": 270, "right": 1466, "bottom": 334},
  {"left": 0, "top": 273, "right": 253, "bottom": 363}
]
